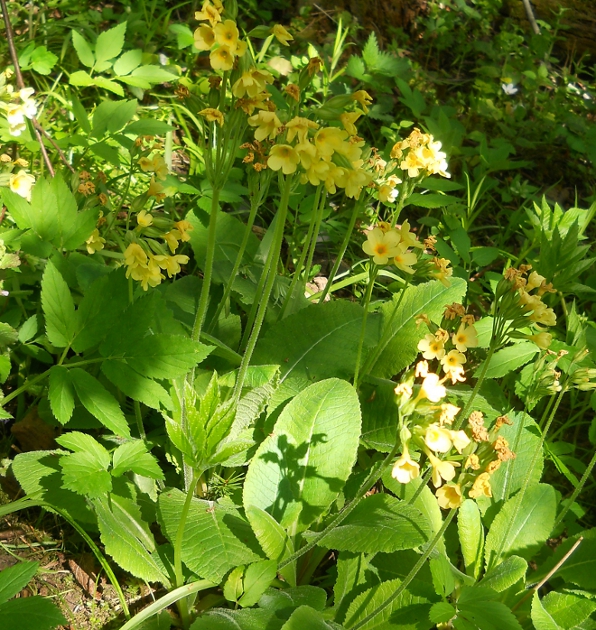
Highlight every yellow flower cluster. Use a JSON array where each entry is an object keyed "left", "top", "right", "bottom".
[
  {"left": 0, "top": 153, "right": 35, "bottom": 201},
  {"left": 193, "top": 1, "right": 247, "bottom": 72},
  {"left": 1, "top": 86, "right": 37, "bottom": 137},
  {"left": 390, "top": 127, "right": 450, "bottom": 179},
  {"left": 361, "top": 221, "right": 423, "bottom": 272}
]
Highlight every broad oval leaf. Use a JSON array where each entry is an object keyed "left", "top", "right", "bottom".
[
  {"left": 458, "top": 499, "right": 484, "bottom": 579},
  {"left": 478, "top": 555, "right": 527, "bottom": 592},
  {"left": 243, "top": 378, "right": 361, "bottom": 535}
]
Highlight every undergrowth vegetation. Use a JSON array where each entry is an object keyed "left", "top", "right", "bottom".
[{"left": 0, "top": 0, "right": 595, "bottom": 628}]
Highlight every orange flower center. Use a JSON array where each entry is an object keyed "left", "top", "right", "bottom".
[{"left": 375, "top": 244, "right": 387, "bottom": 256}]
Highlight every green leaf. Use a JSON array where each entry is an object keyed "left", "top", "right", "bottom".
[
  {"left": 130, "top": 65, "right": 177, "bottom": 83},
  {"left": 430, "top": 602, "right": 457, "bottom": 624},
  {"left": 93, "top": 496, "right": 168, "bottom": 585},
  {"left": 29, "top": 46, "right": 58, "bottom": 75},
  {"left": 48, "top": 366, "right": 75, "bottom": 425},
  {"left": 70, "top": 368, "right": 131, "bottom": 437},
  {"left": 102, "top": 360, "right": 172, "bottom": 411},
  {"left": 95, "top": 21, "right": 127, "bottom": 64},
  {"left": 191, "top": 609, "right": 279, "bottom": 630},
  {"left": 0, "top": 322, "right": 18, "bottom": 347},
  {"left": 92, "top": 99, "right": 137, "bottom": 137},
  {"left": 484, "top": 484, "right": 556, "bottom": 570},
  {"left": 94, "top": 76, "right": 124, "bottom": 97},
  {"left": 0, "top": 561, "right": 39, "bottom": 603},
  {"left": 253, "top": 302, "right": 381, "bottom": 385},
  {"left": 343, "top": 577, "right": 434, "bottom": 630},
  {"left": 125, "top": 120, "right": 175, "bottom": 135},
  {"left": 69, "top": 70, "right": 95, "bottom": 86},
  {"left": 113, "top": 49, "right": 143, "bottom": 75},
  {"left": 245, "top": 505, "right": 296, "bottom": 586},
  {"left": 56, "top": 432, "right": 112, "bottom": 497},
  {"left": 243, "top": 379, "right": 361, "bottom": 534},
  {"left": 458, "top": 500, "right": 484, "bottom": 579},
  {"left": 71, "top": 30, "right": 95, "bottom": 67},
  {"left": 478, "top": 556, "right": 527, "bottom": 592},
  {"left": 259, "top": 585, "right": 328, "bottom": 613},
  {"left": 1, "top": 188, "right": 34, "bottom": 229},
  {"left": 542, "top": 591, "right": 596, "bottom": 629},
  {"left": 475, "top": 342, "right": 539, "bottom": 379},
  {"left": 311, "top": 494, "right": 430, "bottom": 553},
  {"left": 405, "top": 193, "right": 461, "bottom": 208},
  {"left": 531, "top": 592, "right": 563, "bottom": 630},
  {"left": 368, "top": 279, "right": 467, "bottom": 378},
  {"left": 18, "top": 315, "right": 38, "bottom": 344},
  {"left": 0, "top": 596, "right": 66, "bottom": 630},
  {"left": 159, "top": 488, "right": 263, "bottom": 583},
  {"left": 41, "top": 261, "right": 77, "bottom": 348},
  {"left": 280, "top": 606, "right": 333, "bottom": 630},
  {"left": 111, "top": 441, "right": 164, "bottom": 479},
  {"left": 457, "top": 586, "right": 523, "bottom": 630},
  {"left": 238, "top": 560, "right": 277, "bottom": 608}
]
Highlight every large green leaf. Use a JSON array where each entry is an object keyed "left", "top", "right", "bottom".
[
  {"left": 0, "top": 596, "right": 66, "bottom": 630},
  {"left": 343, "top": 577, "right": 434, "bottom": 629},
  {"left": 95, "top": 21, "right": 127, "bottom": 64},
  {"left": 101, "top": 360, "right": 172, "bottom": 410},
  {"left": 531, "top": 592, "right": 562, "bottom": 630},
  {"left": 48, "top": 366, "right": 75, "bottom": 425},
  {"left": 253, "top": 302, "right": 381, "bottom": 386},
  {"left": 93, "top": 496, "right": 168, "bottom": 585},
  {"left": 310, "top": 494, "right": 430, "bottom": 553},
  {"left": 243, "top": 379, "right": 361, "bottom": 534},
  {"left": 334, "top": 552, "right": 379, "bottom": 624},
  {"left": 111, "top": 441, "right": 164, "bottom": 479},
  {"left": 191, "top": 609, "right": 281, "bottom": 630},
  {"left": 542, "top": 591, "right": 596, "bottom": 629},
  {"left": 456, "top": 586, "right": 523, "bottom": 630},
  {"left": 484, "top": 484, "right": 556, "bottom": 570},
  {"left": 70, "top": 368, "right": 130, "bottom": 437},
  {"left": 368, "top": 279, "right": 467, "bottom": 378},
  {"left": 0, "top": 562, "right": 39, "bottom": 604},
  {"left": 280, "top": 606, "right": 334, "bottom": 629},
  {"left": 458, "top": 500, "right": 484, "bottom": 579},
  {"left": 41, "top": 261, "right": 77, "bottom": 348},
  {"left": 475, "top": 342, "right": 539, "bottom": 379},
  {"left": 478, "top": 556, "right": 527, "bottom": 592},
  {"left": 158, "top": 489, "right": 263, "bottom": 583}
]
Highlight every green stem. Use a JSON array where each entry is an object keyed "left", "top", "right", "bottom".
[
  {"left": 118, "top": 580, "right": 215, "bottom": 630},
  {"left": 553, "top": 447, "right": 596, "bottom": 530},
  {"left": 349, "top": 509, "right": 457, "bottom": 630},
  {"left": 174, "top": 475, "right": 199, "bottom": 629},
  {"left": 133, "top": 400, "right": 146, "bottom": 440},
  {"left": 233, "top": 176, "right": 293, "bottom": 402},
  {"left": 192, "top": 188, "right": 221, "bottom": 343},
  {"left": 1, "top": 370, "right": 50, "bottom": 407},
  {"left": 279, "top": 439, "right": 401, "bottom": 570},
  {"left": 318, "top": 196, "right": 364, "bottom": 304},
  {"left": 353, "top": 265, "right": 378, "bottom": 391},
  {"left": 303, "top": 187, "right": 327, "bottom": 291}
]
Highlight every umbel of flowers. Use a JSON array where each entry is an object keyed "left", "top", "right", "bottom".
[{"left": 0, "top": 70, "right": 38, "bottom": 137}]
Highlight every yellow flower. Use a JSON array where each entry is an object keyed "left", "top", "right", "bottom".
[
  {"left": 427, "top": 452, "right": 460, "bottom": 488},
  {"left": 137, "top": 210, "right": 153, "bottom": 228},
  {"left": 399, "top": 220, "right": 424, "bottom": 249},
  {"left": 9, "top": 170, "right": 35, "bottom": 200},
  {"left": 248, "top": 110, "right": 282, "bottom": 142},
  {"left": 431, "top": 257, "right": 453, "bottom": 287},
  {"left": 391, "top": 446, "right": 420, "bottom": 484},
  {"left": 199, "top": 107, "right": 225, "bottom": 126},
  {"left": 131, "top": 258, "right": 164, "bottom": 291},
  {"left": 232, "top": 69, "right": 273, "bottom": 99},
  {"left": 267, "top": 144, "right": 300, "bottom": 174},
  {"left": 314, "top": 127, "right": 349, "bottom": 158},
  {"left": 441, "top": 350, "right": 466, "bottom": 378},
  {"left": 378, "top": 183, "right": 398, "bottom": 204},
  {"left": 194, "top": 24, "right": 215, "bottom": 51},
  {"left": 148, "top": 177, "right": 165, "bottom": 200},
  {"left": 362, "top": 227, "right": 401, "bottom": 265},
  {"left": 302, "top": 159, "right": 330, "bottom": 187},
  {"left": 438, "top": 403, "right": 460, "bottom": 426},
  {"left": 425, "top": 424, "right": 453, "bottom": 453},
  {"left": 194, "top": 0, "right": 222, "bottom": 26},
  {"left": 449, "top": 430, "right": 471, "bottom": 453},
  {"left": 418, "top": 333, "right": 446, "bottom": 361},
  {"left": 452, "top": 323, "right": 478, "bottom": 352},
  {"left": 164, "top": 230, "right": 181, "bottom": 253},
  {"left": 174, "top": 220, "right": 193, "bottom": 242},
  {"left": 139, "top": 155, "right": 168, "bottom": 180},
  {"left": 153, "top": 254, "right": 190, "bottom": 278},
  {"left": 271, "top": 24, "right": 293, "bottom": 46},
  {"left": 294, "top": 141, "right": 318, "bottom": 169},
  {"left": 214, "top": 20, "right": 241, "bottom": 53},
  {"left": 209, "top": 45, "right": 235, "bottom": 71},
  {"left": 124, "top": 243, "right": 147, "bottom": 269},
  {"left": 468, "top": 472, "right": 492, "bottom": 499},
  {"left": 528, "top": 331, "right": 552, "bottom": 349},
  {"left": 339, "top": 111, "right": 363, "bottom": 136},
  {"left": 352, "top": 90, "right": 373, "bottom": 113},
  {"left": 420, "top": 373, "right": 446, "bottom": 402},
  {"left": 85, "top": 229, "right": 106, "bottom": 254},
  {"left": 436, "top": 483, "right": 463, "bottom": 509},
  {"left": 286, "top": 117, "right": 319, "bottom": 143},
  {"left": 393, "top": 242, "right": 418, "bottom": 275},
  {"left": 324, "top": 164, "right": 348, "bottom": 194},
  {"left": 527, "top": 270, "right": 546, "bottom": 291},
  {"left": 343, "top": 167, "right": 372, "bottom": 200}
]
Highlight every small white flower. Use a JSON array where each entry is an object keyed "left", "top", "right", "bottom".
[{"left": 502, "top": 83, "right": 519, "bottom": 95}]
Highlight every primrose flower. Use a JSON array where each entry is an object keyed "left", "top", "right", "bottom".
[
  {"left": 137, "top": 210, "right": 153, "bottom": 228},
  {"left": 148, "top": 177, "right": 165, "bottom": 200},
  {"left": 286, "top": 117, "right": 319, "bottom": 143},
  {"left": 314, "top": 127, "right": 349, "bottom": 158},
  {"left": 425, "top": 424, "right": 453, "bottom": 453},
  {"left": 195, "top": 0, "right": 222, "bottom": 26},
  {"left": 214, "top": 20, "right": 241, "bottom": 53},
  {"left": 194, "top": 24, "right": 215, "bottom": 50},
  {"left": 210, "top": 45, "right": 235, "bottom": 71},
  {"left": 248, "top": 110, "right": 282, "bottom": 142},
  {"left": 352, "top": 90, "right": 373, "bottom": 113},
  {"left": 153, "top": 254, "right": 190, "bottom": 278},
  {"left": 427, "top": 452, "right": 460, "bottom": 488},
  {"left": 139, "top": 155, "right": 168, "bottom": 180},
  {"left": 420, "top": 373, "right": 446, "bottom": 403},
  {"left": 9, "top": 170, "right": 35, "bottom": 200},
  {"left": 393, "top": 243, "right": 417, "bottom": 274},
  {"left": 436, "top": 483, "right": 463, "bottom": 509},
  {"left": 441, "top": 350, "right": 467, "bottom": 378},
  {"left": 130, "top": 258, "right": 164, "bottom": 291},
  {"left": 362, "top": 227, "right": 401, "bottom": 265},
  {"left": 449, "top": 430, "right": 471, "bottom": 453},
  {"left": 85, "top": 229, "right": 106, "bottom": 254},
  {"left": 232, "top": 69, "right": 274, "bottom": 99},
  {"left": 378, "top": 183, "right": 398, "bottom": 204},
  {"left": 452, "top": 323, "right": 478, "bottom": 352},
  {"left": 267, "top": 144, "right": 300, "bottom": 174},
  {"left": 199, "top": 107, "right": 225, "bottom": 126},
  {"left": 124, "top": 243, "right": 148, "bottom": 269},
  {"left": 324, "top": 164, "right": 348, "bottom": 194},
  {"left": 339, "top": 111, "right": 363, "bottom": 136},
  {"left": 438, "top": 403, "right": 460, "bottom": 426},
  {"left": 468, "top": 472, "right": 492, "bottom": 499},
  {"left": 174, "top": 220, "right": 193, "bottom": 242},
  {"left": 418, "top": 333, "right": 446, "bottom": 361},
  {"left": 344, "top": 167, "right": 372, "bottom": 200},
  {"left": 528, "top": 331, "right": 552, "bottom": 350},
  {"left": 272, "top": 24, "right": 293, "bottom": 46},
  {"left": 391, "top": 446, "right": 420, "bottom": 484},
  {"left": 431, "top": 257, "right": 453, "bottom": 287},
  {"left": 164, "top": 230, "right": 181, "bottom": 253}
]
